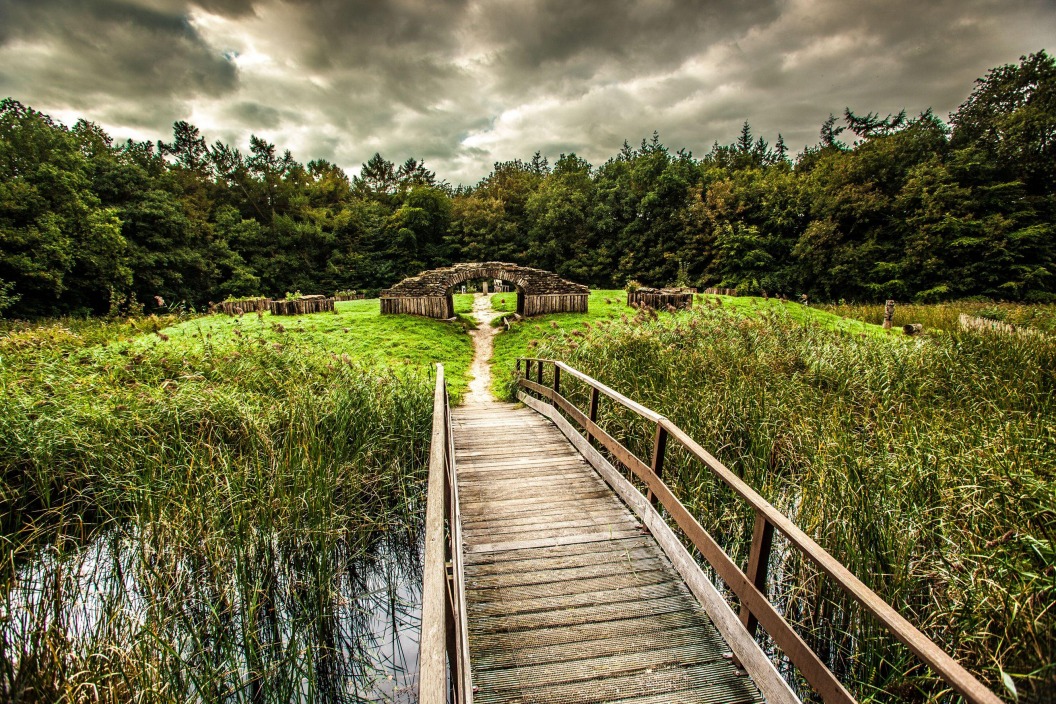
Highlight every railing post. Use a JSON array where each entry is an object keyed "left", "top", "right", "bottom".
[
  {"left": 648, "top": 423, "right": 668, "bottom": 507},
  {"left": 537, "top": 359, "right": 543, "bottom": 386},
  {"left": 586, "top": 387, "right": 600, "bottom": 446},
  {"left": 553, "top": 365, "right": 561, "bottom": 396},
  {"left": 741, "top": 509, "right": 775, "bottom": 637}
]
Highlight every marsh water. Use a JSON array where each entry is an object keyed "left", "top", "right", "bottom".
[{"left": 1, "top": 518, "right": 425, "bottom": 702}]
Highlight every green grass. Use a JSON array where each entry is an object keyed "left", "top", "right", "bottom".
[
  {"left": 710, "top": 294, "right": 892, "bottom": 337},
  {"left": 118, "top": 299, "right": 474, "bottom": 399},
  {"left": 491, "top": 291, "right": 890, "bottom": 397},
  {"left": 821, "top": 300, "right": 1056, "bottom": 335},
  {"left": 490, "top": 290, "right": 634, "bottom": 395},
  {"left": 506, "top": 298, "right": 1055, "bottom": 700},
  {"left": 489, "top": 292, "right": 517, "bottom": 314},
  {"left": 453, "top": 293, "right": 474, "bottom": 315},
  {"left": 0, "top": 302, "right": 473, "bottom": 701}
]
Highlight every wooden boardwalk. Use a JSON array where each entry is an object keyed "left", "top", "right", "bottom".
[{"left": 451, "top": 402, "right": 766, "bottom": 704}]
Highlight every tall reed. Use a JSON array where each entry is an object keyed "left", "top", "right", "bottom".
[
  {"left": 524, "top": 302, "right": 1055, "bottom": 702},
  {"left": 1, "top": 318, "right": 434, "bottom": 702}
]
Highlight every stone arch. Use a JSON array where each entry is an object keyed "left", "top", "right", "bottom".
[{"left": 380, "top": 262, "right": 589, "bottom": 319}]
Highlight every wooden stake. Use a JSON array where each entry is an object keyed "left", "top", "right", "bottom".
[{"left": 883, "top": 299, "right": 895, "bottom": 329}]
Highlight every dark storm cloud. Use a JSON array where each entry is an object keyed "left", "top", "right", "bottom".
[
  {"left": 473, "top": 0, "right": 781, "bottom": 96},
  {"left": 226, "top": 100, "right": 286, "bottom": 128},
  {"left": 0, "top": 0, "right": 236, "bottom": 126},
  {"left": 192, "top": 0, "right": 257, "bottom": 17},
  {"left": 0, "top": 0, "right": 1053, "bottom": 182}
]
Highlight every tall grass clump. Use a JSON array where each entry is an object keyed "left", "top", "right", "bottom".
[
  {"left": 821, "top": 300, "right": 1056, "bottom": 335},
  {"left": 0, "top": 317, "right": 434, "bottom": 702},
  {"left": 524, "top": 302, "right": 1055, "bottom": 702}
]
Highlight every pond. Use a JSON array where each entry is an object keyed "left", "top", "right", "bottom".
[{"left": 1, "top": 520, "right": 424, "bottom": 702}]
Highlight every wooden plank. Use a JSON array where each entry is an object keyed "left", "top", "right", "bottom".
[
  {"left": 466, "top": 528, "right": 644, "bottom": 554},
  {"left": 471, "top": 623, "right": 718, "bottom": 670},
  {"left": 463, "top": 538, "right": 658, "bottom": 572},
  {"left": 459, "top": 505, "right": 632, "bottom": 531},
  {"left": 463, "top": 514, "right": 638, "bottom": 540},
  {"left": 466, "top": 555, "right": 670, "bottom": 589}
]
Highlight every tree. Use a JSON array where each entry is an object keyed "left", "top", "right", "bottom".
[
  {"left": 951, "top": 50, "right": 1056, "bottom": 195},
  {"left": 0, "top": 99, "right": 129, "bottom": 315},
  {"left": 354, "top": 153, "right": 398, "bottom": 198},
  {"left": 159, "top": 121, "right": 209, "bottom": 174}
]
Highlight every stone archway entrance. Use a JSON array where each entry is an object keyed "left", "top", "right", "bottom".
[{"left": 380, "top": 262, "right": 589, "bottom": 319}]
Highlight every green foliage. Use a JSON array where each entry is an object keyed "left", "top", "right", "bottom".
[
  {"left": 0, "top": 278, "right": 18, "bottom": 315},
  {"left": 2, "top": 52, "right": 1056, "bottom": 317}
]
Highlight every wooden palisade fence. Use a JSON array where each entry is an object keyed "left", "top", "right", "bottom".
[
  {"left": 627, "top": 287, "right": 694, "bottom": 311},
  {"left": 418, "top": 364, "right": 473, "bottom": 704},
  {"left": 213, "top": 297, "right": 270, "bottom": 315},
  {"left": 514, "top": 357, "right": 1002, "bottom": 704},
  {"left": 521, "top": 292, "right": 588, "bottom": 316},
  {"left": 268, "top": 296, "right": 336, "bottom": 316},
  {"left": 704, "top": 287, "right": 739, "bottom": 296}
]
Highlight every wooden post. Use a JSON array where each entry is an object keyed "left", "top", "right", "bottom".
[
  {"left": 553, "top": 365, "right": 561, "bottom": 396},
  {"left": 741, "top": 509, "right": 775, "bottom": 637},
  {"left": 883, "top": 299, "right": 895, "bottom": 330},
  {"left": 648, "top": 424, "right": 668, "bottom": 507},
  {"left": 536, "top": 360, "right": 543, "bottom": 386},
  {"left": 586, "top": 387, "right": 600, "bottom": 447}
]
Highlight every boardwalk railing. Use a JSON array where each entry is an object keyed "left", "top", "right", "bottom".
[
  {"left": 516, "top": 357, "right": 1002, "bottom": 704},
  {"left": 419, "top": 364, "right": 473, "bottom": 704}
]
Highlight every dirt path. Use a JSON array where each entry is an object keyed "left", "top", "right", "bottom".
[{"left": 464, "top": 293, "right": 504, "bottom": 406}]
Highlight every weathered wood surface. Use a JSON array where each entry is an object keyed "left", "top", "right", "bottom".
[
  {"left": 269, "top": 297, "right": 335, "bottom": 315},
  {"left": 213, "top": 297, "right": 270, "bottom": 315},
  {"left": 522, "top": 293, "right": 588, "bottom": 316},
  {"left": 627, "top": 288, "right": 693, "bottom": 311},
  {"left": 452, "top": 403, "right": 765, "bottom": 704}
]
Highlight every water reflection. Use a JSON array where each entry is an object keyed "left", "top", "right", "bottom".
[{"left": 1, "top": 519, "right": 424, "bottom": 703}]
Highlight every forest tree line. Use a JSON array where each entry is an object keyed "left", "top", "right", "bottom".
[{"left": 1, "top": 51, "right": 1053, "bottom": 317}]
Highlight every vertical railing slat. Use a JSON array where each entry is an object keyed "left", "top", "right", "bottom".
[{"left": 741, "top": 510, "right": 775, "bottom": 637}]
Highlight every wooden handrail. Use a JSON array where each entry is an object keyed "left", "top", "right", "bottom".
[
  {"left": 419, "top": 364, "right": 473, "bottom": 704},
  {"left": 516, "top": 358, "right": 1003, "bottom": 704}
]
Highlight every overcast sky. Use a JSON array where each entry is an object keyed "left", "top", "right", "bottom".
[{"left": 1, "top": 0, "right": 1054, "bottom": 184}]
